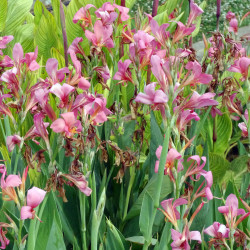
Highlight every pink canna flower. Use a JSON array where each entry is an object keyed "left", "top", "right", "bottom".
[
  {"left": 94, "top": 65, "right": 110, "bottom": 85},
  {"left": 46, "top": 58, "right": 69, "bottom": 85},
  {"left": 228, "top": 18, "right": 238, "bottom": 33},
  {"left": 194, "top": 171, "right": 213, "bottom": 200},
  {"left": 150, "top": 55, "right": 171, "bottom": 92},
  {"left": 20, "top": 187, "right": 46, "bottom": 220},
  {"left": 69, "top": 52, "right": 91, "bottom": 90},
  {"left": 50, "top": 83, "right": 75, "bottom": 108},
  {"left": 155, "top": 146, "right": 183, "bottom": 182},
  {"left": 68, "top": 37, "right": 85, "bottom": 56},
  {"left": 61, "top": 173, "right": 92, "bottom": 196},
  {"left": 73, "top": 4, "right": 95, "bottom": 29},
  {"left": 185, "top": 155, "right": 206, "bottom": 179},
  {"left": 150, "top": 19, "right": 170, "bottom": 47},
  {"left": 12, "top": 43, "right": 23, "bottom": 72},
  {"left": 181, "top": 91, "right": 218, "bottom": 110},
  {"left": 113, "top": 4, "right": 130, "bottom": 22},
  {"left": 218, "top": 194, "right": 250, "bottom": 229},
  {"left": 6, "top": 135, "right": 22, "bottom": 152},
  {"left": 0, "top": 36, "right": 14, "bottom": 50},
  {"left": 176, "top": 48, "right": 192, "bottom": 58},
  {"left": 0, "top": 55, "right": 13, "bottom": 68},
  {"left": 181, "top": 61, "right": 213, "bottom": 87},
  {"left": 176, "top": 109, "right": 200, "bottom": 132},
  {"left": 204, "top": 222, "right": 229, "bottom": 239},
  {"left": 160, "top": 198, "right": 188, "bottom": 228},
  {"left": 187, "top": 0, "right": 204, "bottom": 26},
  {"left": 172, "top": 22, "right": 195, "bottom": 44},
  {"left": 228, "top": 57, "right": 250, "bottom": 81},
  {"left": 134, "top": 82, "right": 168, "bottom": 105},
  {"left": 0, "top": 165, "right": 22, "bottom": 205},
  {"left": 97, "top": 2, "right": 115, "bottom": 12},
  {"left": 238, "top": 110, "right": 248, "bottom": 137},
  {"left": 226, "top": 11, "right": 235, "bottom": 21},
  {"left": 84, "top": 94, "right": 112, "bottom": 125},
  {"left": 85, "top": 20, "right": 114, "bottom": 50},
  {"left": 95, "top": 10, "right": 118, "bottom": 27},
  {"left": 171, "top": 224, "right": 201, "bottom": 249},
  {"left": 22, "top": 47, "right": 40, "bottom": 71},
  {"left": 51, "top": 112, "right": 82, "bottom": 137},
  {"left": 0, "top": 94, "right": 14, "bottom": 120},
  {"left": 113, "top": 59, "right": 133, "bottom": 84}
]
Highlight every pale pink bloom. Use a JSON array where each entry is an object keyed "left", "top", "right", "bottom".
[
  {"left": 228, "top": 57, "right": 250, "bottom": 81},
  {"left": 0, "top": 164, "right": 22, "bottom": 204},
  {"left": 238, "top": 109, "right": 248, "bottom": 137},
  {"left": 46, "top": 58, "right": 69, "bottom": 84},
  {"left": 73, "top": 4, "right": 95, "bottom": 29},
  {"left": 0, "top": 55, "right": 13, "bottom": 68},
  {"left": 228, "top": 18, "right": 238, "bottom": 33},
  {"left": 135, "top": 82, "right": 168, "bottom": 105},
  {"left": 150, "top": 55, "right": 171, "bottom": 92},
  {"left": 172, "top": 22, "right": 195, "bottom": 44},
  {"left": 12, "top": 43, "right": 23, "bottom": 68},
  {"left": 182, "top": 91, "right": 218, "bottom": 110},
  {"left": 176, "top": 109, "right": 200, "bottom": 132},
  {"left": 218, "top": 194, "right": 250, "bottom": 229},
  {"left": 176, "top": 48, "right": 192, "bottom": 58},
  {"left": 185, "top": 155, "right": 206, "bottom": 179},
  {"left": 226, "top": 11, "right": 235, "bottom": 21},
  {"left": 68, "top": 37, "right": 84, "bottom": 55},
  {"left": 61, "top": 173, "right": 92, "bottom": 196},
  {"left": 150, "top": 19, "right": 170, "bottom": 46},
  {"left": 196, "top": 171, "right": 213, "bottom": 200},
  {"left": 24, "top": 113, "right": 50, "bottom": 143},
  {"left": 171, "top": 225, "right": 201, "bottom": 249},
  {"left": 160, "top": 198, "right": 188, "bottom": 227},
  {"left": 20, "top": 187, "right": 46, "bottom": 220},
  {"left": 97, "top": 2, "right": 115, "bottom": 12},
  {"left": 182, "top": 61, "right": 213, "bottom": 87},
  {"left": 6, "top": 135, "right": 22, "bottom": 152},
  {"left": 155, "top": 146, "right": 183, "bottom": 182},
  {"left": 95, "top": 10, "right": 118, "bottom": 26},
  {"left": 69, "top": 52, "right": 91, "bottom": 90},
  {"left": 50, "top": 83, "right": 75, "bottom": 108},
  {"left": 204, "top": 222, "right": 229, "bottom": 239},
  {"left": 22, "top": 47, "right": 40, "bottom": 71},
  {"left": 94, "top": 65, "right": 110, "bottom": 84},
  {"left": 84, "top": 94, "right": 112, "bottom": 125},
  {"left": 85, "top": 20, "right": 114, "bottom": 49},
  {"left": 113, "top": 4, "right": 130, "bottom": 22},
  {"left": 133, "top": 30, "right": 154, "bottom": 51},
  {"left": 113, "top": 59, "right": 133, "bottom": 84},
  {"left": 51, "top": 112, "right": 82, "bottom": 137},
  {"left": 0, "top": 36, "right": 14, "bottom": 49},
  {"left": 0, "top": 94, "right": 14, "bottom": 119},
  {"left": 0, "top": 67, "right": 19, "bottom": 98},
  {"left": 187, "top": 0, "right": 204, "bottom": 26}
]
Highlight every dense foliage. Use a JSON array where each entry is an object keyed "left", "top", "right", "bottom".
[{"left": 0, "top": 0, "right": 249, "bottom": 249}]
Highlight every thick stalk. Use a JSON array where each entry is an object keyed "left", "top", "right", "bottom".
[
  {"left": 59, "top": 0, "right": 68, "bottom": 67},
  {"left": 152, "top": 0, "right": 159, "bottom": 17},
  {"left": 79, "top": 193, "right": 87, "bottom": 250},
  {"left": 143, "top": 120, "right": 173, "bottom": 249},
  {"left": 216, "top": 0, "right": 221, "bottom": 31}
]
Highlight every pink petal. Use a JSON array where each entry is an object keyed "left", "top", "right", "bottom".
[
  {"left": 13, "top": 43, "right": 23, "bottom": 63},
  {"left": 79, "top": 77, "right": 91, "bottom": 90},
  {"left": 4, "top": 175, "right": 22, "bottom": 187},
  {"left": 51, "top": 118, "right": 66, "bottom": 133},
  {"left": 20, "top": 206, "right": 33, "bottom": 220}
]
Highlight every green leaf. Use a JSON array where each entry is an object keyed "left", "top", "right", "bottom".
[
  {"left": 209, "top": 152, "right": 230, "bottom": 184},
  {"left": 139, "top": 192, "right": 154, "bottom": 240},
  {"left": 213, "top": 114, "right": 232, "bottom": 154},
  {"left": 0, "top": 0, "right": 8, "bottom": 32},
  {"left": 105, "top": 219, "right": 129, "bottom": 250},
  {"left": 126, "top": 236, "right": 157, "bottom": 246},
  {"left": 126, "top": 174, "right": 173, "bottom": 220},
  {"left": 4, "top": 0, "right": 33, "bottom": 35}
]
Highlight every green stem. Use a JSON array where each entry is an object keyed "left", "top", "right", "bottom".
[
  {"left": 79, "top": 193, "right": 87, "bottom": 250},
  {"left": 122, "top": 166, "right": 135, "bottom": 221},
  {"left": 143, "top": 120, "right": 173, "bottom": 249}
]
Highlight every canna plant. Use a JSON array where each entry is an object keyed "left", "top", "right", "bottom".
[{"left": 0, "top": 0, "right": 249, "bottom": 249}]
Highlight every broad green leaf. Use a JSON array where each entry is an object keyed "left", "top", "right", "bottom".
[
  {"left": 126, "top": 0, "right": 136, "bottom": 9},
  {"left": 213, "top": 114, "right": 232, "bottom": 154},
  {"left": 209, "top": 152, "right": 230, "bottom": 184},
  {"left": 4, "top": 0, "right": 33, "bottom": 35},
  {"left": 121, "top": 82, "right": 135, "bottom": 112},
  {"left": 126, "top": 236, "right": 157, "bottom": 246},
  {"left": 139, "top": 192, "right": 154, "bottom": 240},
  {"left": 126, "top": 174, "right": 172, "bottom": 220},
  {"left": 0, "top": 0, "right": 8, "bottom": 32},
  {"left": 105, "top": 219, "right": 129, "bottom": 250},
  {"left": 157, "top": 0, "right": 178, "bottom": 15}
]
